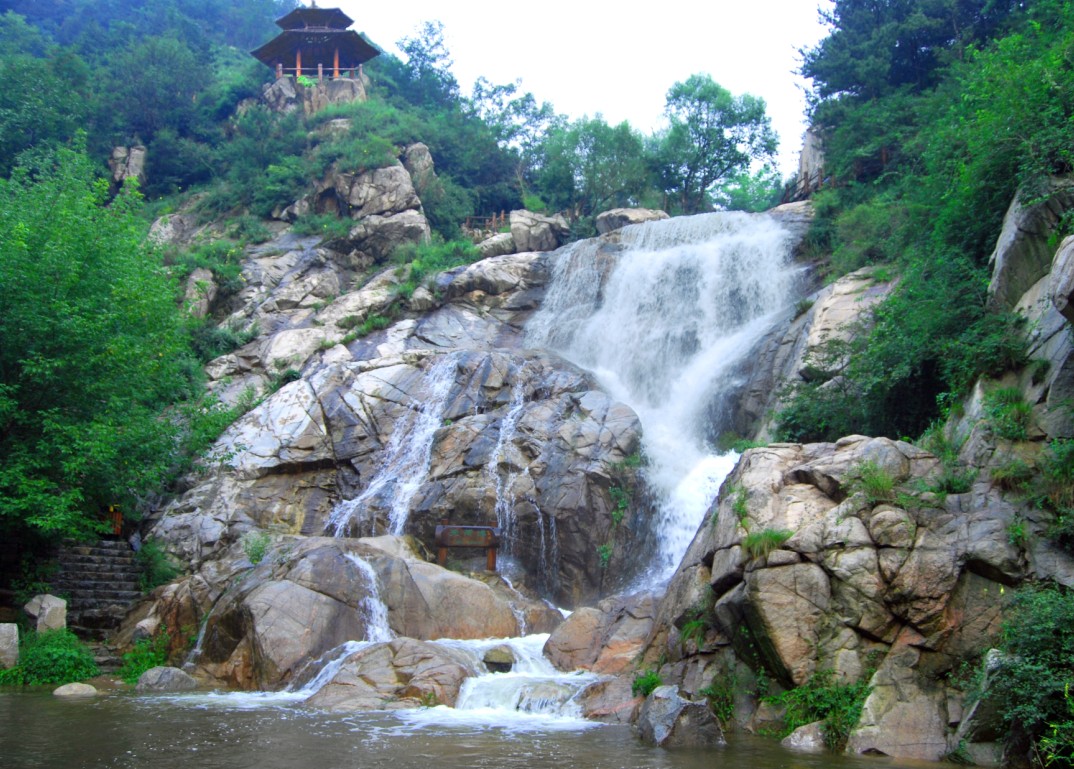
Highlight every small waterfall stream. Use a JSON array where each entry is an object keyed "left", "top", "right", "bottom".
[
  {"left": 327, "top": 354, "right": 458, "bottom": 537},
  {"left": 528, "top": 212, "right": 799, "bottom": 581}
]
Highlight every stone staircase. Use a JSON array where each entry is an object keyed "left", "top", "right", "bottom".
[{"left": 53, "top": 540, "right": 143, "bottom": 640}]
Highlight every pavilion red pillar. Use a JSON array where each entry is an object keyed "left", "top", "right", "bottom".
[
  {"left": 295, "top": 49, "right": 302, "bottom": 77},
  {"left": 333, "top": 48, "right": 340, "bottom": 79}
]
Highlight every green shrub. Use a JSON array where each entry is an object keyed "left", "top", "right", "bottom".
[
  {"left": 609, "top": 486, "right": 630, "bottom": 525},
  {"left": 992, "top": 584, "right": 1074, "bottom": 757},
  {"left": 763, "top": 668, "right": 872, "bottom": 751},
  {"left": 0, "top": 629, "right": 99, "bottom": 687},
  {"left": 1039, "top": 685, "right": 1074, "bottom": 768},
  {"left": 851, "top": 460, "right": 895, "bottom": 504},
  {"left": 119, "top": 629, "right": 171, "bottom": 684},
  {"left": 985, "top": 387, "right": 1034, "bottom": 441},
  {"left": 632, "top": 668, "right": 662, "bottom": 697},
  {"left": 742, "top": 528, "right": 793, "bottom": 560},
  {"left": 291, "top": 213, "right": 353, "bottom": 240},
  {"left": 992, "top": 458, "right": 1034, "bottom": 492},
  {"left": 700, "top": 674, "right": 737, "bottom": 724},
  {"left": 190, "top": 318, "right": 259, "bottom": 363},
  {"left": 136, "top": 540, "right": 180, "bottom": 592},
  {"left": 793, "top": 298, "right": 815, "bottom": 318},
  {"left": 728, "top": 484, "right": 750, "bottom": 528},
  {"left": 241, "top": 530, "right": 272, "bottom": 565},
  {"left": 596, "top": 543, "right": 612, "bottom": 568}
]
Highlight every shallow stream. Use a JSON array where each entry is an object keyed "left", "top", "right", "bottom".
[{"left": 1, "top": 689, "right": 933, "bottom": 769}]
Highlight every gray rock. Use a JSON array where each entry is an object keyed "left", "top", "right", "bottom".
[
  {"left": 635, "top": 685, "right": 725, "bottom": 748},
  {"left": 988, "top": 177, "right": 1074, "bottom": 310},
  {"left": 482, "top": 644, "right": 515, "bottom": 673},
  {"left": 781, "top": 721, "right": 827, "bottom": 753},
  {"left": 477, "top": 232, "right": 515, "bottom": 259},
  {"left": 510, "top": 210, "right": 569, "bottom": 252},
  {"left": 303, "top": 638, "right": 477, "bottom": 710},
  {"left": 24, "top": 594, "right": 66, "bottom": 632},
  {"left": 53, "top": 683, "right": 97, "bottom": 698},
  {"left": 0, "top": 623, "right": 18, "bottom": 669},
  {"left": 136, "top": 666, "right": 198, "bottom": 693},
  {"left": 595, "top": 208, "right": 669, "bottom": 235}
]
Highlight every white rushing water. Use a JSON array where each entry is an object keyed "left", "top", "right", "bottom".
[
  {"left": 400, "top": 635, "right": 601, "bottom": 731},
  {"left": 327, "top": 354, "right": 458, "bottom": 537},
  {"left": 527, "top": 212, "right": 799, "bottom": 582},
  {"left": 345, "top": 553, "right": 394, "bottom": 643}
]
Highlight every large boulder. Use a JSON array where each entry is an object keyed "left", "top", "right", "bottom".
[
  {"left": 544, "top": 591, "right": 657, "bottom": 674},
  {"left": 0, "top": 623, "right": 17, "bottom": 668},
  {"left": 109, "top": 145, "right": 146, "bottom": 190},
  {"left": 136, "top": 666, "right": 199, "bottom": 693},
  {"left": 344, "top": 210, "right": 430, "bottom": 262},
  {"left": 53, "top": 683, "right": 97, "bottom": 698},
  {"left": 634, "top": 685, "right": 725, "bottom": 748},
  {"left": 24, "top": 594, "right": 66, "bottom": 632},
  {"left": 303, "top": 638, "right": 478, "bottom": 710},
  {"left": 191, "top": 537, "right": 541, "bottom": 689},
  {"left": 510, "top": 210, "right": 569, "bottom": 252},
  {"left": 595, "top": 208, "right": 669, "bottom": 235},
  {"left": 334, "top": 164, "right": 423, "bottom": 220}
]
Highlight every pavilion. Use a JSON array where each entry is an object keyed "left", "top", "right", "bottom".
[{"left": 251, "top": 2, "right": 380, "bottom": 81}]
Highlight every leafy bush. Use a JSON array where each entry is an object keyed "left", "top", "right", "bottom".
[
  {"left": 632, "top": 668, "right": 662, "bottom": 697},
  {"left": 764, "top": 668, "right": 872, "bottom": 751},
  {"left": 991, "top": 584, "right": 1074, "bottom": 757},
  {"left": 190, "top": 318, "right": 259, "bottom": 363},
  {"left": 609, "top": 486, "right": 630, "bottom": 525},
  {"left": 119, "top": 629, "right": 171, "bottom": 684},
  {"left": 992, "top": 458, "right": 1034, "bottom": 492},
  {"left": 292, "top": 213, "right": 353, "bottom": 241},
  {"left": 0, "top": 629, "right": 99, "bottom": 687},
  {"left": 596, "top": 543, "right": 612, "bottom": 568},
  {"left": 741, "top": 528, "right": 793, "bottom": 560},
  {"left": 136, "top": 540, "right": 180, "bottom": 592},
  {"left": 700, "top": 673, "right": 738, "bottom": 724},
  {"left": 850, "top": 460, "right": 895, "bottom": 504},
  {"left": 985, "top": 387, "right": 1034, "bottom": 441},
  {"left": 242, "top": 530, "right": 272, "bottom": 565}
]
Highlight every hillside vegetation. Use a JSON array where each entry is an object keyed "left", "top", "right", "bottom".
[{"left": 777, "top": 0, "right": 1074, "bottom": 441}]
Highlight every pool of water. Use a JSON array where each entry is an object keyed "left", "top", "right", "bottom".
[{"left": 1, "top": 690, "right": 941, "bottom": 769}]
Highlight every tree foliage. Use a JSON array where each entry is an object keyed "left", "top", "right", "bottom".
[
  {"left": 778, "top": 0, "right": 1074, "bottom": 441},
  {"left": 651, "top": 74, "right": 777, "bottom": 214},
  {"left": 0, "top": 147, "right": 195, "bottom": 540}
]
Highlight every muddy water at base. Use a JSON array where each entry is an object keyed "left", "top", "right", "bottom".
[{"left": 3, "top": 691, "right": 939, "bottom": 769}]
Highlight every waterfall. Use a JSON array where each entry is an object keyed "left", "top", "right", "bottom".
[
  {"left": 527, "top": 212, "right": 799, "bottom": 581},
  {"left": 345, "top": 553, "right": 393, "bottom": 643},
  {"left": 486, "top": 372, "right": 528, "bottom": 559},
  {"left": 327, "top": 354, "right": 458, "bottom": 537}
]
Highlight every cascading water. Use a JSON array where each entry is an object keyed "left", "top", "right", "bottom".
[
  {"left": 327, "top": 354, "right": 458, "bottom": 537},
  {"left": 527, "top": 212, "right": 800, "bottom": 582},
  {"left": 345, "top": 553, "right": 393, "bottom": 643}
]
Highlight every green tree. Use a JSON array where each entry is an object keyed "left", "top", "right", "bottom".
[
  {"left": 652, "top": 74, "right": 777, "bottom": 214},
  {"left": 535, "top": 116, "right": 651, "bottom": 223},
  {"left": 0, "top": 146, "right": 195, "bottom": 541}
]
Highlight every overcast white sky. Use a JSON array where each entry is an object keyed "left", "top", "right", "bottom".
[{"left": 333, "top": 1, "right": 830, "bottom": 176}]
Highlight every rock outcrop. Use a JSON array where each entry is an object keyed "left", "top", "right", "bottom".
[
  {"left": 302, "top": 638, "right": 478, "bottom": 710},
  {"left": 510, "top": 210, "right": 569, "bottom": 252},
  {"left": 635, "top": 685, "right": 725, "bottom": 748},
  {"left": 0, "top": 623, "right": 17, "bottom": 668},
  {"left": 183, "top": 536, "right": 552, "bottom": 690},
  {"left": 261, "top": 76, "right": 368, "bottom": 116},
  {"left": 595, "top": 208, "right": 669, "bottom": 235},
  {"left": 24, "top": 594, "right": 66, "bottom": 632},
  {"left": 642, "top": 435, "right": 1074, "bottom": 761}
]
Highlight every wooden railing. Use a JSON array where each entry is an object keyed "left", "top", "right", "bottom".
[
  {"left": 464, "top": 212, "right": 509, "bottom": 232},
  {"left": 275, "top": 62, "right": 364, "bottom": 82}
]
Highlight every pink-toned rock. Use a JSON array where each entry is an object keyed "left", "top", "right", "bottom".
[{"left": 303, "top": 638, "right": 477, "bottom": 710}]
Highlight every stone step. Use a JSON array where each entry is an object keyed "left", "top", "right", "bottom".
[
  {"left": 62, "top": 589, "right": 142, "bottom": 603},
  {"left": 56, "top": 570, "right": 139, "bottom": 583},
  {"left": 59, "top": 552, "right": 137, "bottom": 566}
]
